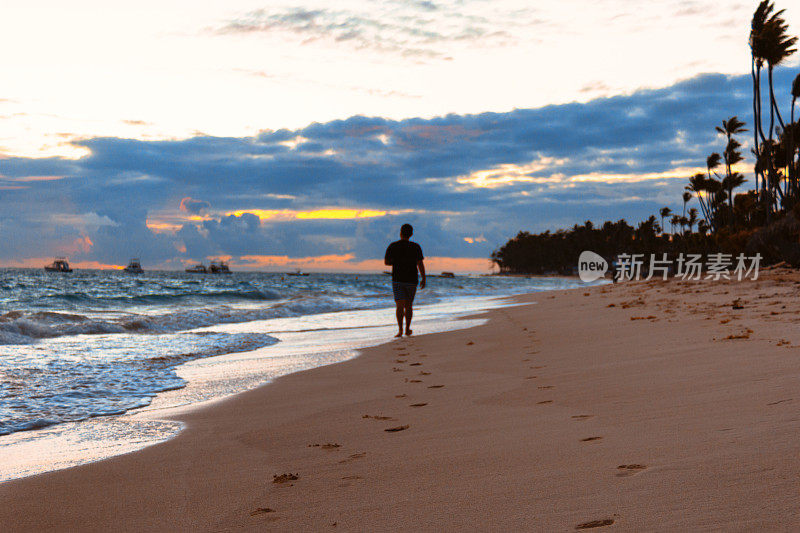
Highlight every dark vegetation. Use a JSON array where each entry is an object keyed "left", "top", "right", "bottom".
[{"left": 492, "top": 1, "right": 800, "bottom": 274}]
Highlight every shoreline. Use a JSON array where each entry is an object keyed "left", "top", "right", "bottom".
[
  {"left": 4, "top": 274, "right": 800, "bottom": 530},
  {"left": 0, "top": 293, "right": 531, "bottom": 483}
]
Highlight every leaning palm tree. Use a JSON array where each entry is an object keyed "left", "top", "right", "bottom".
[
  {"left": 659, "top": 207, "right": 672, "bottom": 234},
  {"left": 750, "top": 1, "right": 796, "bottom": 211},
  {"left": 789, "top": 73, "right": 800, "bottom": 196},
  {"left": 687, "top": 173, "right": 711, "bottom": 225}
]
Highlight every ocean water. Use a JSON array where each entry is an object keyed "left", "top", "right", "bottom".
[{"left": 0, "top": 269, "right": 590, "bottom": 480}]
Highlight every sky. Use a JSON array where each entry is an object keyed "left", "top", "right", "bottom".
[{"left": 1, "top": 1, "right": 799, "bottom": 271}]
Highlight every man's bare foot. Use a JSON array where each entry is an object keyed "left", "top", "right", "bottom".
[
  {"left": 394, "top": 332, "right": 403, "bottom": 338},
  {"left": 405, "top": 329, "right": 413, "bottom": 336}
]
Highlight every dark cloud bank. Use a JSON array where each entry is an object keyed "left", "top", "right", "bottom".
[{"left": 1, "top": 69, "right": 795, "bottom": 268}]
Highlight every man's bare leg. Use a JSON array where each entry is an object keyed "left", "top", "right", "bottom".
[
  {"left": 404, "top": 301, "right": 413, "bottom": 336},
  {"left": 395, "top": 300, "right": 405, "bottom": 337}
]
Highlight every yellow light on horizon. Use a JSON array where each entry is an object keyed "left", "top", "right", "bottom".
[{"left": 296, "top": 209, "right": 387, "bottom": 219}]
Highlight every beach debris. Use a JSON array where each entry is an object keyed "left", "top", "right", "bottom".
[
  {"left": 409, "top": 362, "right": 422, "bottom": 366},
  {"left": 308, "top": 443, "right": 341, "bottom": 449},
  {"left": 272, "top": 473, "right": 298, "bottom": 484},
  {"left": 428, "top": 385, "right": 444, "bottom": 388},
  {"left": 617, "top": 464, "right": 646, "bottom": 471},
  {"left": 575, "top": 518, "right": 615, "bottom": 529},
  {"left": 362, "top": 414, "right": 394, "bottom": 420},
  {"left": 629, "top": 315, "right": 657, "bottom": 320},
  {"left": 395, "top": 394, "right": 407, "bottom": 398},
  {"left": 384, "top": 425, "right": 409, "bottom": 432},
  {"left": 537, "top": 400, "right": 553, "bottom": 404},
  {"left": 409, "top": 403, "right": 427, "bottom": 407},
  {"left": 250, "top": 507, "right": 275, "bottom": 516},
  {"left": 581, "top": 436, "right": 602, "bottom": 442},
  {"left": 466, "top": 341, "right": 474, "bottom": 345}
]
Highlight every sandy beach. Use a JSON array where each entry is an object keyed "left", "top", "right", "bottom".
[{"left": 3, "top": 272, "right": 800, "bottom": 531}]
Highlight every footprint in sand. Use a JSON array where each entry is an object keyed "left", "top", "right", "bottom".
[
  {"left": 466, "top": 341, "right": 474, "bottom": 345},
  {"left": 410, "top": 403, "right": 427, "bottom": 407},
  {"left": 522, "top": 358, "right": 530, "bottom": 362},
  {"left": 395, "top": 359, "right": 407, "bottom": 363},
  {"left": 272, "top": 473, "right": 299, "bottom": 484},
  {"left": 393, "top": 367, "right": 403, "bottom": 372},
  {"left": 525, "top": 376, "right": 538, "bottom": 380},
  {"left": 363, "top": 414, "right": 395, "bottom": 420},
  {"left": 250, "top": 508, "right": 275, "bottom": 516},
  {"left": 395, "top": 394, "right": 407, "bottom": 398},
  {"left": 575, "top": 519, "right": 615, "bottom": 529},
  {"left": 538, "top": 386, "right": 554, "bottom": 390},
  {"left": 571, "top": 415, "right": 593, "bottom": 420},
  {"left": 581, "top": 436, "right": 602, "bottom": 442},
  {"left": 419, "top": 371, "right": 431, "bottom": 375},
  {"left": 408, "top": 379, "right": 423, "bottom": 383},
  {"left": 385, "top": 425, "right": 409, "bottom": 432},
  {"left": 307, "top": 443, "right": 341, "bottom": 450},
  {"left": 339, "top": 452, "right": 366, "bottom": 464},
  {"left": 409, "top": 362, "right": 422, "bottom": 366},
  {"left": 537, "top": 400, "right": 553, "bottom": 404},
  {"left": 341, "top": 475, "right": 362, "bottom": 480},
  {"left": 428, "top": 385, "right": 445, "bottom": 389},
  {"left": 616, "top": 464, "right": 647, "bottom": 477}
]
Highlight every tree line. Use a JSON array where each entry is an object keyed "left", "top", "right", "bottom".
[{"left": 492, "top": 1, "right": 800, "bottom": 274}]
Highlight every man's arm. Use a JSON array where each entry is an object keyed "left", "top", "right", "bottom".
[
  {"left": 417, "top": 260, "right": 426, "bottom": 289},
  {"left": 384, "top": 245, "right": 392, "bottom": 266}
]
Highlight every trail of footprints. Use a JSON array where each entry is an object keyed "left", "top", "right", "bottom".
[
  {"left": 521, "top": 321, "right": 644, "bottom": 530},
  {"left": 252, "top": 325, "right": 642, "bottom": 529}
]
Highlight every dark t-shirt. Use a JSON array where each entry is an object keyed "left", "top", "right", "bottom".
[{"left": 385, "top": 240, "right": 424, "bottom": 284}]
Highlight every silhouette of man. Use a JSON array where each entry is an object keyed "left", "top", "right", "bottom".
[{"left": 384, "top": 223, "right": 426, "bottom": 337}]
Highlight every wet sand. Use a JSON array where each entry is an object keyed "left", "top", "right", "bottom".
[{"left": 3, "top": 271, "right": 800, "bottom": 531}]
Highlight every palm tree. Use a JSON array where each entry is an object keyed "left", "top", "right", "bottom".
[
  {"left": 682, "top": 191, "right": 692, "bottom": 219},
  {"left": 716, "top": 117, "right": 748, "bottom": 221},
  {"left": 687, "top": 208, "right": 699, "bottom": 233},
  {"left": 750, "top": 1, "right": 796, "bottom": 211},
  {"left": 750, "top": 1, "right": 773, "bottom": 193},
  {"left": 789, "top": 73, "right": 800, "bottom": 196},
  {"left": 670, "top": 214, "right": 680, "bottom": 236},
  {"left": 659, "top": 207, "right": 672, "bottom": 234},
  {"left": 687, "top": 174, "right": 711, "bottom": 225}
]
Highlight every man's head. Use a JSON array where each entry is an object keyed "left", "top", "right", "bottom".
[{"left": 400, "top": 223, "right": 413, "bottom": 239}]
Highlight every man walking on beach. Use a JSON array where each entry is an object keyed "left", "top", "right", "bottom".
[{"left": 385, "top": 223, "right": 425, "bottom": 337}]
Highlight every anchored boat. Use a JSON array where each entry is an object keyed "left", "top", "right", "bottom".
[
  {"left": 44, "top": 257, "right": 72, "bottom": 272},
  {"left": 124, "top": 258, "right": 144, "bottom": 274},
  {"left": 209, "top": 260, "right": 231, "bottom": 274},
  {"left": 185, "top": 263, "right": 207, "bottom": 273}
]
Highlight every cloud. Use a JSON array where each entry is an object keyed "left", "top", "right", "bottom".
[
  {"left": 179, "top": 196, "right": 211, "bottom": 214},
  {"left": 215, "top": 2, "right": 518, "bottom": 60},
  {"left": 2, "top": 68, "right": 794, "bottom": 269}
]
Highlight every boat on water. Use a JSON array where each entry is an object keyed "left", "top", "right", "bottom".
[
  {"left": 209, "top": 260, "right": 231, "bottom": 274},
  {"left": 44, "top": 257, "right": 73, "bottom": 272},
  {"left": 185, "top": 263, "right": 207, "bottom": 273},
  {"left": 124, "top": 258, "right": 144, "bottom": 274},
  {"left": 286, "top": 269, "right": 309, "bottom": 276}
]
